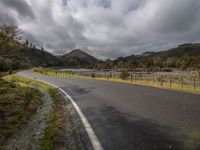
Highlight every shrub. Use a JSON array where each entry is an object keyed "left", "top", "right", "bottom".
[
  {"left": 91, "top": 73, "right": 96, "bottom": 78},
  {"left": 0, "top": 57, "right": 12, "bottom": 71},
  {"left": 120, "top": 69, "right": 130, "bottom": 80}
]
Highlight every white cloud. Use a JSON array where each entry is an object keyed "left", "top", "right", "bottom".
[{"left": 0, "top": 0, "right": 200, "bottom": 58}]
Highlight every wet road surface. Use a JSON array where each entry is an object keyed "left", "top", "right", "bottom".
[{"left": 19, "top": 71, "right": 200, "bottom": 150}]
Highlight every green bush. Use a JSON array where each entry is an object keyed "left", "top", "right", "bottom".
[
  {"left": 91, "top": 73, "right": 96, "bottom": 78},
  {"left": 0, "top": 57, "right": 12, "bottom": 71},
  {"left": 120, "top": 69, "right": 130, "bottom": 80}
]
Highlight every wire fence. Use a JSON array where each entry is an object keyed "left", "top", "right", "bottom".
[{"left": 33, "top": 69, "right": 200, "bottom": 92}]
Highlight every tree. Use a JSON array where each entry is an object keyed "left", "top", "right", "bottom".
[
  {"left": 0, "top": 25, "right": 22, "bottom": 50},
  {"left": 0, "top": 57, "right": 12, "bottom": 71},
  {"left": 25, "top": 40, "right": 29, "bottom": 47},
  {"left": 153, "top": 57, "right": 163, "bottom": 70},
  {"left": 33, "top": 45, "right": 36, "bottom": 49},
  {"left": 127, "top": 60, "right": 138, "bottom": 69},
  {"left": 30, "top": 42, "right": 32, "bottom": 48},
  {"left": 41, "top": 47, "right": 44, "bottom": 51},
  {"left": 164, "top": 57, "right": 178, "bottom": 68}
]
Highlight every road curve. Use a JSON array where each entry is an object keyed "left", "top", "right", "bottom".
[{"left": 19, "top": 71, "right": 200, "bottom": 150}]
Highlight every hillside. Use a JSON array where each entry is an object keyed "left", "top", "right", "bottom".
[
  {"left": 103, "top": 43, "right": 200, "bottom": 70},
  {"left": 0, "top": 47, "right": 99, "bottom": 71},
  {"left": 61, "top": 49, "right": 99, "bottom": 68},
  {"left": 0, "top": 48, "right": 62, "bottom": 70},
  {"left": 15, "top": 48, "right": 62, "bottom": 67},
  {"left": 1, "top": 24, "right": 200, "bottom": 72},
  {"left": 1, "top": 44, "right": 200, "bottom": 71},
  {"left": 148, "top": 43, "right": 200, "bottom": 58}
]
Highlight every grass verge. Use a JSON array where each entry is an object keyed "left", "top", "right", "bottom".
[
  {"left": 40, "top": 88, "right": 80, "bottom": 150},
  {"left": 0, "top": 75, "right": 44, "bottom": 149},
  {"left": 1, "top": 72, "right": 81, "bottom": 149}
]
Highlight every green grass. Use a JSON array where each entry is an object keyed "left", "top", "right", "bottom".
[
  {"left": 0, "top": 72, "right": 8, "bottom": 77},
  {"left": 0, "top": 75, "right": 43, "bottom": 149},
  {"left": 4, "top": 74, "right": 51, "bottom": 90},
  {"left": 40, "top": 88, "right": 80, "bottom": 150},
  {"left": 40, "top": 88, "right": 60, "bottom": 150},
  {"left": 1, "top": 74, "right": 80, "bottom": 149},
  {"left": 40, "top": 113, "right": 58, "bottom": 150}
]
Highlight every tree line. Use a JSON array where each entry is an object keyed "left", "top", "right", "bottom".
[{"left": 0, "top": 24, "right": 44, "bottom": 72}]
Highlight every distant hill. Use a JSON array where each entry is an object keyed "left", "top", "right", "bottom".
[
  {"left": 1, "top": 41, "right": 200, "bottom": 71},
  {"left": 0, "top": 47, "right": 99, "bottom": 70},
  {"left": 147, "top": 43, "right": 200, "bottom": 58},
  {"left": 103, "top": 43, "right": 200, "bottom": 70},
  {"left": 16, "top": 48, "right": 62, "bottom": 67},
  {"left": 61, "top": 49, "right": 99, "bottom": 68},
  {"left": 1, "top": 48, "right": 62, "bottom": 69}
]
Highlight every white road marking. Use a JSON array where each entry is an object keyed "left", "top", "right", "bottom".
[{"left": 22, "top": 74, "right": 103, "bottom": 150}]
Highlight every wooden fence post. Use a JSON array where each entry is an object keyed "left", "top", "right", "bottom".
[
  {"left": 170, "top": 76, "right": 172, "bottom": 88},
  {"left": 146, "top": 76, "right": 148, "bottom": 84},
  {"left": 153, "top": 76, "right": 155, "bottom": 84},
  {"left": 181, "top": 76, "right": 184, "bottom": 88},
  {"left": 134, "top": 74, "right": 136, "bottom": 82},
  {"left": 194, "top": 76, "right": 196, "bottom": 90},
  {"left": 131, "top": 74, "right": 133, "bottom": 82},
  {"left": 160, "top": 75, "right": 163, "bottom": 86}
]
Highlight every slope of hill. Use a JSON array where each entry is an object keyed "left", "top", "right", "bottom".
[
  {"left": 16, "top": 48, "right": 62, "bottom": 67},
  {"left": 1, "top": 48, "right": 62, "bottom": 69},
  {"left": 61, "top": 49, "right": 98, "bottom": 68},
  {"left": 147, "top": 43, "right": 200, "bottom": 58},
  {"left": 105, "top": 43, "right": 200, "bottom": 70},
  {"left": 1, "top": 41, "right": 200, "bottom": 71}
]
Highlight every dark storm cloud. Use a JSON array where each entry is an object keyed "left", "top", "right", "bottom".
[
  {"left": 0, "top": 12, "right": 17, "bottom": 24},
  {"left": 0, "top": 0, "right": 200, "bottom": 59},
  {"left": 98, "top": 0, "right": 111, "bottom": 8},
  {"left": 1, "top": 0, "right": 35, "bottom": 19},
  {"left": 150, "top": 0, "right": 200, "bottom": 34}
]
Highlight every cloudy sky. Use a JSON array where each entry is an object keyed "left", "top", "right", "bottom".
[{"left": 0, "top": 0, "right": 200, "bottom": 59}]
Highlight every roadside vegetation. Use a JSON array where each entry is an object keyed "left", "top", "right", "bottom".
[
  {"left": 0, "top": 75, "right": 43, "bottom": 149},
  {"left": 40, "top": 88, "right": 80, "bottom": 150},
  {"left": 120, "top": 69, "right": 130, "bottom": 80},
  {"left": 34, "top": 69, "right": 200, "bottom": 95},
  {"left": 0, "top": 73, "right": 80, "bottom": 149}
]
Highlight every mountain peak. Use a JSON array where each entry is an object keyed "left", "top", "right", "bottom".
[
  {"left": 70, "top": 49, "right": 83, "bottom": 53},
  {"left": 61, "top": 49, "right": 98, "bottom": 67}
]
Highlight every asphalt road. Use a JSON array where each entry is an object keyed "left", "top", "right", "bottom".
[{"left": 19, "top": 71, "right": 200, "bottom": 150}]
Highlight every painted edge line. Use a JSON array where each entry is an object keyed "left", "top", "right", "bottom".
[
  {"left": 34, "top": 78, "right": 103, "bottom": 150},
  {"left": 18, "top": 72, "right": 103, "bottom": 150}
]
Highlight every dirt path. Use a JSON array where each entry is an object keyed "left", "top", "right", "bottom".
[{"left": 5, "top": 89, "right": 53, "bottom": 150}]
